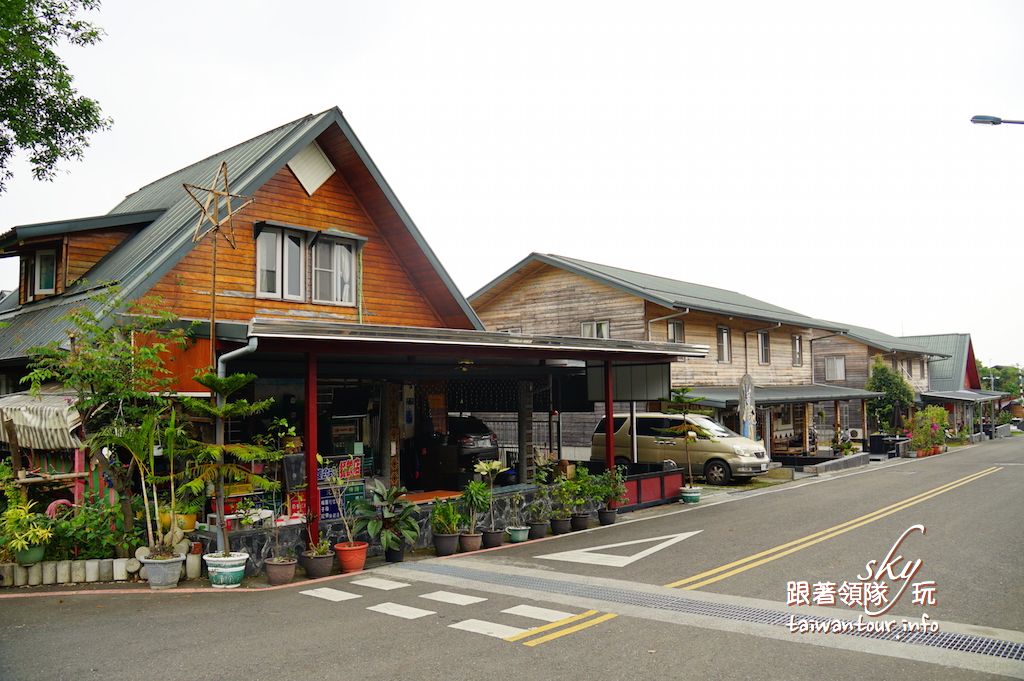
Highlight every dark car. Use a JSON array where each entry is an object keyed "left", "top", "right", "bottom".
[{"left": 446, "top": 415, "right": 500, "bottom": 468}]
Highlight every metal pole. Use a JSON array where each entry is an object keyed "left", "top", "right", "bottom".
[
  {"left": 305, "top": 352, "right": 320, "bottom": 545},
  {"left": 629, "top": 400, "right": 638, "bottom": 464},
  {"left": 604, "top": 361, "right": 615, "bottom": 471}
]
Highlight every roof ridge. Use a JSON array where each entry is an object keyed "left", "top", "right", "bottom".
[
  {"left": 546, "top": 253, "right": 810, "bottom": 316},
  {"left": 110, "top": 112, "right": 318, "bottom": 210}
]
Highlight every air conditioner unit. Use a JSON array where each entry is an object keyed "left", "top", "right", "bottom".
[{"left": 848, "top": 428, "right": 861, "bottom": 439}]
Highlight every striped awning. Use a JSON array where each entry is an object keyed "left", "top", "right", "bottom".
[{"left": 0, "top": 391, "right": 82, "bottom": 450}]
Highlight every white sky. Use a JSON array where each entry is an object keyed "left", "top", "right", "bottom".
[{"left": 3, "top": 1, "right": 1024, "bottom": 366}]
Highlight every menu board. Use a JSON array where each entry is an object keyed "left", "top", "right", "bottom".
[{"left": 319, "top": 484, "right": 365, "bottom": 520}]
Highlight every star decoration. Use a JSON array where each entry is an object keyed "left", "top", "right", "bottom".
[{"left": 183, "top": 161, "right": 254, "bottom": 247}]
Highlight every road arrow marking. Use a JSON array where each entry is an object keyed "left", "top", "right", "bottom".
[{"left": 536, "top": 531, "right": 702, "bottom": 567}]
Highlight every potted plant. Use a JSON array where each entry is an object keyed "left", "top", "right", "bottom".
[
  {"left": 93, "top": 411, "right": 187, "bottom": 589},
  {"left": 319, "top": 454, "right": 368, "bottom": 573},
  {"left": 430, "top": 499, "right": 463, "bottom": 556},
  {"left": 1, "top": 502, "right": 53, "bottom": 566},
  {"left": 474, "top": 460, "right": 509, "bottom": 548},
  {"left": 505, "top": 492, "right": 530, "bottom": 543},
  {"left": 351, "top": 479, "right": 420, "bottom": 563},
  {"left": 548, "top": 475, "right": 573, "bottom": 535},
  {"left": 597, "top": 465, "right": 627, "bottom": 526},
  {"left": 459, "top": 480, "right": 489, "bottom": 552},
  {"left": 567, "top": 468, "right": 596, "bottom": 531},
  {"left": 525, "top": 467, "right": 551, "bottom": 539},
  {"left": 263, "top": 509, "right": 298, "bottom": 585},
  {"left": 180, "top": 372, "right": 281, "bottom": 589},
  {"left": 175, "top": 495, "right": 202, "bottom": 532},
  {"left": 301, "top": 528, "right": 334, "bottom": 579}
]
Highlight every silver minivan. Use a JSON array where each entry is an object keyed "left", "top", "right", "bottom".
[{"left": 591, "top": 412, "right": 768, "bottom": 484}]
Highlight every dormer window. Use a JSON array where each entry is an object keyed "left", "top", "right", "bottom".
[{"left": 34, "top": 249, "right": 56, "bottom": 295}]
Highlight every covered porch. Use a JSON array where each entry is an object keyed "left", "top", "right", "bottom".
[
  {"left": 687, "top": 384, "right": 883, "bottom": 463},
  {"left": 920, "top": 389, "right": 1006, "bottom": 442}
]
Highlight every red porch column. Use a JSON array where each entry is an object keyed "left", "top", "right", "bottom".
[
  {"left": 604, "top": 360, "right": 615, "bottom": 471},
  {"left": 305, "top": 352, "right": 320, "bottom": 544}
]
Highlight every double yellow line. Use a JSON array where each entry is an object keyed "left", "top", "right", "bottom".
[
  {"left": 666, "top": 466, "right": 1002, "bottom": 591},
  {"left": 505, "top": 610, "right": 619, "bottom": 647}
]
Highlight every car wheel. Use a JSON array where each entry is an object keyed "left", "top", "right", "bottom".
[
  {"left": 614, "top": 456, "right": 632, "bottom": 473},
  {"left": 704, "top": 460, "right": 731, "bottom": 486}
]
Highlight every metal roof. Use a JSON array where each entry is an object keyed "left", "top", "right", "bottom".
[
  {"left": 921, "top": 389, "right": 1001, "bottom": 404},
  {"left": 0, "top": 210, "right": 165, "bottom": 251},
  {"left": 901, "top": 333, "right": 971, "bottom": 392},
  {"left": 688, "top": 384, "right": 883, "bottom": 409},
  {"left": 826, "top": 322, "right": 935, "bottom": 356},
  {"left": 471, "top": 253, "right": 846, "bottom": 332},
  {"left": 248, "top": 317, "right": 708, "bottom": 362},
  {"left": 0, "top": 107, "right": 485, "bottom": 359}
]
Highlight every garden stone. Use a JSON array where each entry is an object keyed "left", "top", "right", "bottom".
[
  {"left": 70, "top": 560, "right": 86, "bottom": 583},
  {"left": 139, "top": 565, "right": 148, "bottom": 581},
  {"left": 85, "top": 559, "right": 99, "bottom": 582},
  {"left": 125, "top": 558, "right": 141, "bottom": 574},
  {"left": 185, "top": 553, "right": 201, "bottom": 579},
  {"left": 14, "top": 564, "right": 28, "bottom": 586},
  {"left": 27, "top": 563, "right": 42, "bottom": 586},
  {"left": 112, "top": 558, "right": 128, "bottom": 581},
  {"left": 98, "top": 559, "right": 114, "bottom": 582},
  {"left": 41, "top": 561, "right": 57, "bottom": 585},
  {"left": 0, "top": 563, "right": 14, "bottom": 587},
  {"left": 56, "top": 560, "right": 71, "bottom": 583}
]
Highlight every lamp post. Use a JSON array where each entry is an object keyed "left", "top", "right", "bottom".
[{"left": 971, "top": 115, "right": 1024, "bottom": 126}]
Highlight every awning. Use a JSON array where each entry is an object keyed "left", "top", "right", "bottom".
[
  {"left": 920, "top": 390, "right": 1005, "bottom": 404},
  {"left": 0, "top": 390, "right": 83, "bottom": 450},
  {"left": 688, "top": 384, "right": 883, "bottom": 409}
]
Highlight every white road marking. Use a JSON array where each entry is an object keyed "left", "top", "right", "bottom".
[
  {"left": 366, "top": 602, "right": 436, "bottom": 619},
  {"left": 449, "top": 619, "right": 528, "bottom": 639},
  {"left": 419, "top": 590, "right": 488, "bottom": 606},
  {"left": 299, "top": 587, "right": 361, "bottom": 602},
  {"left": 502, "top": 604, "right": 575, "bottom": 622},
  {"left": 351, "top": 577, "right": 411, "bottom": 591},
  {"left": 536, "top": 531, "right": 702, "bottom": 567}
]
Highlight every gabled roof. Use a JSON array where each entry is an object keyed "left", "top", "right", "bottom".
[
  {"left": 900, "top": 333, "right": 979, "bottom": 391},
  {"left": 825, "top": 322, "right": 934, "bottom": 356},
  {"left": 470, "top": 253, "right": 845, "bottom": 332},
  {"left": 0, "top": 107, "right": 482, "bottom": 360}
]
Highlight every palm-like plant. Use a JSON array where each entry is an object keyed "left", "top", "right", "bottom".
[
  {"left": 351, "top": 479, "right": 420, "bottom": 552},
  {"left": 459, "top": 480, "right": 490, "bottom": 534},
  {"left": 473, "top": 459, "right": 508, "bottom": 531}
]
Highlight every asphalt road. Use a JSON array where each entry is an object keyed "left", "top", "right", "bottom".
[{"left": 1, "top": 438, "right": 1021, "bottom": 680}]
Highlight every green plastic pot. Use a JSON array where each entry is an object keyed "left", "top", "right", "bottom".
[
  {"left": 15, "top": 545, "right": 45, "bottom": 566},
  {"left": 506, "top": 526, "right": 530, "bottom": 543}
]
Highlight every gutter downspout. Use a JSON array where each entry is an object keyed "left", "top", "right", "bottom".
[
  {"left": 743, "top": 322, "right": 782, "bottom": 374},
  {"left": 808, "top": 332, "right": 847, "bottom": 386},
  {"left": 646, "top": 308, "right": 690, "bottom": 341},
  {"left": 213, "top": 336, "right": 259, "bottom": 552}
]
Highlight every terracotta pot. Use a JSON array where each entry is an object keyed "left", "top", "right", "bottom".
[
  {"left": 550, "top": 518, "right": 572, "bottom": 535},
  {"left": 917, "top": 449, "right": 928, "bottom": 458},
  {"left": 265, "top": 558, "right": 297, "bottom": 586},
  {"left": 528, "top": 521, "right": 548, "bottom": 540},
  {"left": 334, "top": 541, "right": 368, "bottom": 573},
  {"left": 482, "top": 529, "right": 504, "bottom": 548},
  {"left": 459, "top": 533, "right": 482, "bottom": 553},
  {"left": 177, "top": 513, "right": 197, "bottom": 532},
  {"left": 932, "top": 445, "right": 942, "bottom": 455},
  {"left": 433, "top": 533, "right": 460, "bottom": 556},
  {"left": 301, "top": 551, "right": 334, "bottom": 579},
  {"left": 598, "top": 509, "right": 617, "bottom": 526}
]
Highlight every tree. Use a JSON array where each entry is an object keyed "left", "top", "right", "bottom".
[
  {"left": 864, "top": 359, "right": 914, "bottom": 434},
  {"left": 0, "top": 0, "right": 112, "bottom": 193}
]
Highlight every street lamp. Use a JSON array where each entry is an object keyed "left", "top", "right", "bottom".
[{"left": 971, "top": 115, "right": 1024, "bottom": 126}]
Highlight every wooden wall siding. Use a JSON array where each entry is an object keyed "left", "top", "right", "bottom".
[
  {"left": 64, "top": 228, "right": 135, "bottom": 285},
  {"left": 868, "top": 350, "right": 930, "bottom": 393},
  {"left": 17, "top": 238, "right": 66, "bottom": 304},
  {"left": 811, "top": 336, "right": 870, "bottom": 388},
  {"left": 147, "top": 165, "right": 445, "bottom": 329},
  {"left": 475, "top": 265, "right": 646, "bottom": 339},
  {"left": 315, "top": 127, "right": 474, "bottom": 329},
  {"left": 643, "top": 303, "right": 815, "bottom": 387}
]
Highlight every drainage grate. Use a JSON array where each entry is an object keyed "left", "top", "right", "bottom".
[{"left": 403, "top": 562, "right": 1024, "bottom": 662}]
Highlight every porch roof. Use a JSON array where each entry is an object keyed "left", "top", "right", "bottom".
[
  {"left": 688, "top": 384, "right": 883, "bottom": 409},
  {"left": 0, "top": 388, "right": 82, "bottom": 450},
  {"left": 920, "top": 389, "right": 1005, "bottom": 404},
  {"left": 246, "top": 318, "right": 708, "bottom": 363}
]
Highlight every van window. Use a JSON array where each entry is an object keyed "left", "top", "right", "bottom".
[
  {"left": 636, "top": 417, "right": 674, "bottom": 436},
  {"left": 594, "top": 417, "right": 627, "bottom": 436}
]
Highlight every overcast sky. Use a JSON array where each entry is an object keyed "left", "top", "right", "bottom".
[{"left": 3, "top": 1, "right": 1024, "bottom": 367}]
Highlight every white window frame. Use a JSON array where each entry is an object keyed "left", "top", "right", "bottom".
[
  {"left": 581, "top": 320, "right": 610, "bottom": 339},
  {"left": 255, "top": 229, "right": 282, "bottom": 299},
  {"left": 282, "top": 232, "right": 305, "bottom": 301},
  {"left": 825, "top": 355, "right": 846, "bottom": 381},
  {"left": 313, "top": 238, "right": 357, "bottom": 306},
  {"left": 757, "top": 330, "right": 771, "bottom": 365},
  {"left": 791, "top": 334, "right": 803, "bottom": 367},
  {"left": 667, "top": 320, "right": 684, "bottom": 343},
  {"left": 717, "top": 325, "right": 731, "bottom": 363},
  {"left": 34, "top": 249, "right": 56, "bottom": 295}
]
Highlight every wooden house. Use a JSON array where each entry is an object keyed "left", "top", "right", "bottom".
[
  {"left": 0, "top": 110, "right": 700, "bottom": 541},
  {"left": 469, "top": 253, "right": 884, "bottom": 457}
]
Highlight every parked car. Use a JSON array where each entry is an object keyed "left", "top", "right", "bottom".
[
  {"left": 590, "top": 412, "right": 768, "bottom": 484},
  {"left": 445, "top": 415, "right": 500, "bottom": 469}
]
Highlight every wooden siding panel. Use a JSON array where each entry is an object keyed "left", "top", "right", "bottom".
[
  {"left": 65, "top": 228, "right": 135, "bottom": 284},
  {"left": 812, "top": 336, "right": 871, "bottom": 388},
  {"left": 147, "top": 165, "right": 444, "bottom": 329}
]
